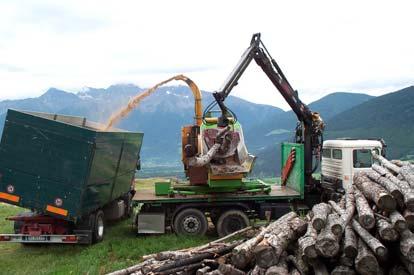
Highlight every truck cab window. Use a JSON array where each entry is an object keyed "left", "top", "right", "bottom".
[
  {"left": 332, "top": 149, "right": 342, "bottom": 160},
  {"left": 322, "top": 148, "right": 331, "bottom": 158},
  {"left": 353, "top": 149, "right": 372, "bottom": 168}
]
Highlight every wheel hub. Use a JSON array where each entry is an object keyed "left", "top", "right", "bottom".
[{"left": 183, "top": 216, "right": 200, "bottom": 233}]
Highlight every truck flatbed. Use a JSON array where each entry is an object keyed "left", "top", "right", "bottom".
[{"left": 133, "top": 184, "right": 301, "bottom": 203}]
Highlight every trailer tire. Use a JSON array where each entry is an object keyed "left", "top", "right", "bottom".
[
  {"left": 216, "top": 209, "right": 250, "bottom": 237},
  {"left": 173, "top": 208, "right": 208, "bottom": 236},
  {"left": 92, "top": 210, "right": 105, "bottom": 243}
]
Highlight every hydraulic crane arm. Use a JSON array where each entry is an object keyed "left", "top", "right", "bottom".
[
  {"left": 212, "top": 33, "right": 324, "bottom": 185},
  {"left": 214, "top": 33, "right": 314, "bottom": 127}
]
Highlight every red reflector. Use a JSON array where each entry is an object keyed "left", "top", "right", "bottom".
[
  {"left": 62, "top": 236, "right": 77, "bottom": 242},
  {"left": 0, "top": 236, "right": 11, "bottom": 241}
]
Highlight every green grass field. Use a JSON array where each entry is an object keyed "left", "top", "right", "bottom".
[{"left": 0, "top": 179, "right": 210, "bottom": 275}]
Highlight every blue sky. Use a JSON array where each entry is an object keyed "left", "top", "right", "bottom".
[{"left": 0, "top": 0, "right": 413, "bottom": 109}]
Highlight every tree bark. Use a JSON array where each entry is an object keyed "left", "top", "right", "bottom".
[
  {"left": 264, "top": 254, "right": 289, "bottom": 275},
  {"left": 254, "top": 217, "right": 306, "bottom": 269},
  {"left": 391, "top": 159, "right": 413, "bottom": 167},
  {"left": 311, "top": 203, "right": 331, "bottom": 231},
  {"left": 331, "top": 265, "right": 356, "bottom": 275},
  {"left": 404, "top": 209, "right": 414, "bottom": 230},
  {"left": 309, "top": 259, "right": 329, "bottom": 275},
  {"left": 354, "top": 172, "right": 396, "bottom": 211},
  {"left": 390, "top": 210, "right": 408, "bottom": 232},
  {"left": 353, "top": 188, "right": 375, "bottom": 229},
  {"left": 197, "top": 266, "right": 211, "bottom": 275},
  {"left": 339, "top": 251, "right": 354, "bottom": 267},
  {"left": 352, "top": 219, "right": 387, "bottom": 258},
  {"left": 315, "top": 214, "right": 341, "bottom": 257},
  {"left": 231, "top": 212, "right": 297, "bottom": 269},
  {"left": 298, "top": 223, "right": 318, "bottom": 260},
  {"left": 401, "top": 165, "right": 414, "bottom": 188},
  {"left": 372, "top": 164, "right": 414, "bottom": 211},
  {"left": 286, "top": 252, "right": 309, "bottom": 275},
  {"left": 372, "top": 152, "right": 401, "bottom": 174},
  {"left": 400, "top": 229, "right": 414, "bottom": 262},
  {"left": 289, "top": 268, "right": 301, "bottom": 275},
  {"left": 250, "top": 265, "right": 266, "bottom": 275},
  {"left": 218, "top": 264, "right": 246, "bottom": 275},
  {"left": 355, "top": 238, "right": 379, "bottom": 275},
  {"left": 376, "top": 218, "right": 399, "bottom": 242},
  {"left": 366, "top": 170, "right": 404, "bottom": 207},
  {"left": 344, "top": 225, "right": 358, "bottom": 258}
]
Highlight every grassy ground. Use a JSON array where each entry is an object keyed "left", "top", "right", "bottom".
[{"left": 0, "top": 178, "right": 210, "bottom": 275}]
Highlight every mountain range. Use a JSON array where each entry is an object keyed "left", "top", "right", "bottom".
[{"left": 0, "top": 84, "right": 413, "bottom": 177}]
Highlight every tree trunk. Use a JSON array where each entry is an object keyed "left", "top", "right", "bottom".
[
  {"left": 404, "top": 209, "right": 414, "bottom": 230},
  {"left": 286, "top": 252, "right": 309, "bottom": 275},
  {"left": 390, "top": 210, "right": 408, "bottom": 232},
  {"left": 391, "top": 159, "right": 413, "bottom": 167},
  {"left": 355, "top": 238, "right": 379, "bottom": 275},
  {"left": 372, "top": 164, "right": 414, "bottom": 211},
  {"left": 231, "top": 212, "right": 297, "bottom": 269},
  {"left": 354, "top": 172, "right": 396, "bottom": 211},
  {"left": 352, "top": 219, "right": 387, "bottom": 258},
  {"left": 289, "top": 268, "right": 301, "bottom": 275},
  {"left": 376, "top": 218, "right": 399, "bottom": 242},
  {"left": 254, "top": 217, "right": 307, "bottom": 269},
  {"left": 367, "top": 170, "right": 404, "bottom": 207},
  {"left": 311, "top": 203, "right": 331, "bottom": 231},
  {"left": 331, "top": 265, "right": 356, "bottom": 275},
  {"left": 400, "top": 165, "right": 414, "bottom": 188},
  {"left": 354, "top": 188, "right": 375, "bottom": 229},
  {"left": 264, "top": 254, "right": 289, "bottom": 275},
  {"left": 339, "top": 251, "right": 354, "bottom": 267},
  {"left": 298, "top": 223, "right": 318, "bottom": 260},
  {"left": 372, "top": 153, "right": 401, "bottom": 174},
  {"left": 197, "top": 266, "right": 212, "bottom": 275},
  {"left": 309, "top": 259, "right": 329, "bottom": 275},
  {"left": 250, "top": 265, "right": 266, "bottom": 275},
  {"left": 154, "top": 242, "right": 239, "bottom": 273},
  {"left": 218, "top": 264, "right": 246, "bottom": 275},
  {"left": 344, "top": 225, "right": 358, "bottom": 258},
  {"left": 400, "top": 229, "right": 414, "bottom": 262},
  {"left": 315, "top": 214, "right": 341, "bottom": 257}
]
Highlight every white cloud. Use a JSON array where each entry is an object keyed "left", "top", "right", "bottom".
[{"left": 0, "top": 0, "right": 413, "bottom": 109}]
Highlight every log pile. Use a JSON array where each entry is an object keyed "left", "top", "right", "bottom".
[{"left": 108, "top": 155, "right": 414, "bottom": 275}]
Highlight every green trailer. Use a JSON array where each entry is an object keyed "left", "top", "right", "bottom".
[
  {"left": 133, "top": 143, "right": 317, "bottom": 237},
  {"left": 0, "top": 109, "right": 143, "bottom": 244}
]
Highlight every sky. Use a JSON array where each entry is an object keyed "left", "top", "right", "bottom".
[{"left": 0, "top": 0, "right": 413, "bottom": 110}]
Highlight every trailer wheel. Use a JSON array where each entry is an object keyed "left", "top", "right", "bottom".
[
  {"left": 92, "top": 210, "right": 105, "bottom": 243},
  {"left": 173, "top": 208, "right": 208, "bottom": 236},
  {"left": 216, "top": 209, "right": 250, "bottom": 237}
]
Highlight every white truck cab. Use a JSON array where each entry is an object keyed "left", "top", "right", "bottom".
[{"left": 321, "top": 139, "right": 384, "bottom": 192}]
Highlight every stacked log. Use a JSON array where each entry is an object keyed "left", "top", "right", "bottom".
[{"left": 108, "top": 156, "right": 414, "bottom": 275}]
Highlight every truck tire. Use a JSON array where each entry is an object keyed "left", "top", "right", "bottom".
[
  {"left": 216, "top": 209, "right": 250, "bottom": 237},
  {"left": 92, "top": 210, "right": 105, "bottom": 243},
  {"left": 173, "top": 208, "right": 208, "bottom": 236}
]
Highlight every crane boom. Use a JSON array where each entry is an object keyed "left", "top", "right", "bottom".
[{"left": 212, "top": 33, "right": 324, "bottom": 186}]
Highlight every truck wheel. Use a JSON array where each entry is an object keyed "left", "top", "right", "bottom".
[
  {"left": 92, "top": 210, "right": 105, "bottom": 243},
  {"left": 216, "top": 209, "right": 250, "bottom": 237},
  {"left": 173, "top": 208, "right": 208, "bottom": 236}
]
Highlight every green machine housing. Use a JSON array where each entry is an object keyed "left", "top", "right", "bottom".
[{"left": 0, "top": 109, "right": 143, "bottom": 222}]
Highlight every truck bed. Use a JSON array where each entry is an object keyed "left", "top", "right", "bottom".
[{"left": 133, "top": 184, "right": 300, "bottom": 203}]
